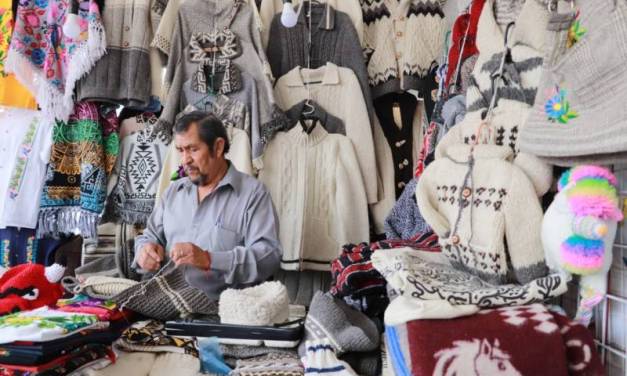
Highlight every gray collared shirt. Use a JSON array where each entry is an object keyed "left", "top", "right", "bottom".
[{"left": 134, "top": 165, "right": 282, "bottom": 299}]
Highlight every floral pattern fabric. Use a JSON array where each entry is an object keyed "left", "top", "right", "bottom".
[
  {"left": 5, "top": 0, "right": 106, "bottom": 120},
  {"left": 0, "top": 307, "right": 98, "bottom": 344}
]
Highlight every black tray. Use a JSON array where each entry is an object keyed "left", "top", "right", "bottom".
[{"left": 165, "top": 318, "right": 304, "bottom": 341}]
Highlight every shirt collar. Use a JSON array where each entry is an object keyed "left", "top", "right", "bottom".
[
  {"left": 295, "top": 1, "right": 336, "bottom": 31},
  {"left": 285, "top": 62, "right": 341, "bottom": 87}
]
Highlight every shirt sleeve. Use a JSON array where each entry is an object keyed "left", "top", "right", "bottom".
[
  {"left": 133, "top": 186, "right": 170, "bottom": 272},
  {"left": 209, "top": 185, "right": 282, "bottom": 285}
]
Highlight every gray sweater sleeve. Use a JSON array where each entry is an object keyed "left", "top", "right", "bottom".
[{"left": 210, "top": 186, "right": 282, "bottom": 285}]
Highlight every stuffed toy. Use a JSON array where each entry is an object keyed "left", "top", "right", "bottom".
[
  {"left": 542, "top": 166, "right": 623, "bottom": 326},
  {"left": 0, "top": 263, "right": 66, "bottom": 316}
]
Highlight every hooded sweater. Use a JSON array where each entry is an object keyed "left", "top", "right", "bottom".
[
  {"left": 435, "top": 0, "right": 553, "bottom": 197},
  {"left": 416, "top": 144, "right": 548, "bottom": 285}
]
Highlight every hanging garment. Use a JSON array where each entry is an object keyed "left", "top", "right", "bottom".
[
  {"left": 0, "top": 108, "right": 53, "bottom": 230},
  {"left": 102, "top": 115, "right": 169, "bottom": 226},
  {"left": 259, "top": 0, "right": 364, "bottom": 48},
  {"left": 158, "top": 0, "right": 285, "bottom": 151},
  {"left": 258, "top": 125, "right": 369, "bottom": 271},
  {"left": 0, "top": 227, "right": 61, "bottom": 267},
  {"left": 520, "top": 0, "right": 627, "bottom": 165},
  {"left": 37, "top": 102, "right": 119, "bottom": 240},
  {"left": 435, "top": 0, "right": 553, "bottom": 197},
  {"left": 417, "top": 144, "right": 549, "bottom": 285},
  {"left": 5, "top": 0, "right": 106, "bottom": 121},
  {"left": 266, "top": 2, "right": 374, "bottom": 123},
  {"left": 383, "top": 178, "right": 432, "bottom": 241},
  {"left": 76, "top": 0, "right": 154, "bottom": 108},
  {"left": 273, "top": 63, "right": 377, "bottom": 204},
  {"left": 373, "top": 92, "right": 423, "bottom": 199},
  {"left": 0, "top": 0, "right": 36, "bottom": 109},
  {"left": 118, "top": 112, "right": 155, "bottom": 141},
  {"left": 360, "top": 0, "right": 445, "bottom": 99},
  {"left": 445, "top": 0, "right": 485, "bottom": 89}
]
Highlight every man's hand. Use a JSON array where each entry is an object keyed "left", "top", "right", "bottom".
[
  {"left": 171, "top": 242, "right": 211, "bottom": 271},
  {"left": 137, "top": 242, "right": 165, "bottom": 271}
]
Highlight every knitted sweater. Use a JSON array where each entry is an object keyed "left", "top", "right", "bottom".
[
  {"left": 266, "top": 3, "right": 374, "bottom": 123},
  {"left": 103, "top": 115, "right": 169, "bottom": 226},
  {"left": 158, "top": 0, "right": 283, "bottom": 146},
  {"left": 360, "top": 0, "right": 446, "bottom": 98},
  {"left": 273, "top": 63, "right": 377, "bottom": 204},
  {"left": 258, "top": 125, "right": 369, "bottom": 271},
  {"left": 435, "top": 0, "right": 553, "bottom": 196},
  {"left": 259, "top": 0, "right": 364, "bottom": 48},
  {"left": 416, "top": 144, "right": 548, "bottom": 285},
  {"left": 76, "top": 0, "right": 153, "bottom": 108}
]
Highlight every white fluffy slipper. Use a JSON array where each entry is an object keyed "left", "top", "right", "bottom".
[{"left": 219, "top": 281, "right": 289, "bottom": 326}]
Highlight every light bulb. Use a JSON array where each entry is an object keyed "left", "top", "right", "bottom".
[
  {"left": 281, "top": 2, "right": 298, "bottom": 28},
  {"left": 63, "top": 13, "right": 82, "bottom": 39}
]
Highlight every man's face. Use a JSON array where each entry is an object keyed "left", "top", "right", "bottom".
[{"left": 174, "top": 122, "right": 224, "bottom": 186}]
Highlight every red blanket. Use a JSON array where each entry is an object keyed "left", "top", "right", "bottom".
[{"left": 400, "top": 304, "right": 603, "bottom": 375}]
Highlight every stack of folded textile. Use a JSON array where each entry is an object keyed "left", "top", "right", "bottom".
[{"left": 0, "top": 306, "right": 127, "bottom": 374}]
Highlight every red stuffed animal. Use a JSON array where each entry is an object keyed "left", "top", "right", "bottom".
[{"left": 0, "top": 263, "right": 65, "bottom": 315}]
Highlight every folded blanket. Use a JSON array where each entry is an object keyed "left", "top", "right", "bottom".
[{"left": 385, "top": 304, "right": 604, "bottom": 376}]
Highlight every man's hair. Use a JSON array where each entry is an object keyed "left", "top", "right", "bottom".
[{"left": 174, "top": 111, "right": 230, "bottom": 155}]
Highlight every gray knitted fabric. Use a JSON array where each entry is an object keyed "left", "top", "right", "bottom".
[
  {"left": 266, "top": 3, "right": 374, "bottom": 122},
  {"left": 442, "top": 94, "right": 466, "bottom": 131},
  {"left": 341, "top": 350, "right": 381, "bottom": 376},
  {"left": 298, "top": 292, "right": 379, "bottom": 357},
  {"left": 384, "top": 178, "right": 431, "bottom": 240},
  {"left": 112, "top": 265, "right": 219, "bottom": 321},
  {"left": 493, "top": 0, "right": 525, "bottom": 26},
  {"left": 221, "top": 345, "right": 299, "bottom": 368},
  {"left": 230, "top": 353, "right": 304, "bottom": 376}
]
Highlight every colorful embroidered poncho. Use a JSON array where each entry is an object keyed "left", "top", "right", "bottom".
[
  {"left": 5, "top": 0, "right": 106, "bottom": 121},
  {"left": 37, "top": 102, "right": 119, "bottom": 240}
]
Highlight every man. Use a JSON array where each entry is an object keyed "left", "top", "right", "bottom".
[{"left": 134, "top": 111, "right": 282, "bottom": 299}]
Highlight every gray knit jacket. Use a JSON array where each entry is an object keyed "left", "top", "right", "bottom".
[
  {"left": 158, "top": 0, "right": 285, "bottom": 150},
  {"left": 266, "top": 3, "right": 375, "bottom": 123}
]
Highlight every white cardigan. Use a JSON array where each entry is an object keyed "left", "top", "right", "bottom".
[
  {"left": 273, "top": 63, "right": 377, "bottom": 204},
  {"left": 259, "top": 125, "right": 369, "bottom": 271}
]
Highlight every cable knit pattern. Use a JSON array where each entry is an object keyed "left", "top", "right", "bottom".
[
  {"left": 273, "top": 63, "right": 377, "bottom": 204},
  {"left": 416, "top": 144, "right": 548, "bottom": 285},
  {"left": 258, "top": 126, "right": 369, "bottom": 272},
  {"left": 360, "top": 0, "right": 445, "bottom": 98},
  {"left": 435, "top": 0, "right": 553, "bottom": 196}
]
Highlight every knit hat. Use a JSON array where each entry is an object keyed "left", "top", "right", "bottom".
[
  {"left": 64, "top": 275, "right": 139, "bottom": 300},
  {"left": 0, "top": 263, "right": 65, "bottom": 315},
  {"left": 520, "top": 1, "right": 627, "bottom": 165},
  {"left": 298, "top": 292, "right": 379, "bottom": 357},
  {"left": 219, "top": 281, "right": 289, "bottom": 326},
  {"left": 111, "top": 265, "right": 219, "bottom": 321}
]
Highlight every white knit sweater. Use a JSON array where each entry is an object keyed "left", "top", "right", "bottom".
[
  {"left": 273, "top": 63, "right": 377, "bottom": 204},
  {"left": 416, "top": 144, "right": 548, "bottom": 285},
  {"left": 360, "top": 0, "right": 446, "bottom": 98},
  {"left": 259, "top": 0, "right": 364, "bottom": 49},
  {"left": 259, "top": 125, "right": 369, "bottom": 271},
  {"left": 435, "top": 0, "right": 552, "bottom": 196}
]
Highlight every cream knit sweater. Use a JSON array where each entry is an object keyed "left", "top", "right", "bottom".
[
  {"left": 273, "top": 63, "right": 377, "bottom": 204},
  {"left": 435, "top": 0, "right": 552, "bottom": 196},
  {"left": 259, "top": 125, "right": 369, "bottom": 271},
  {"left": 259, "top": 0, "right": 364, "bottom": 49},
  {"left": 416, "top": 144, "right": 548, "bottom": 285}
]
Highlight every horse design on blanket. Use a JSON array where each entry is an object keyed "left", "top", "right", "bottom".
[{"left": 433, "top": 338, "right": 521, "bottom": 376}]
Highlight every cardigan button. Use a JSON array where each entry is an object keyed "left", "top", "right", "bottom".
[
  {"left": 397, "top": 182, "right": 406, "bottom": 189},
  {"left": 124, "top": 26, "right": 130, "bottom": 32},
  {"left": 396, "top": 31, "right": 403, "bottom": 37},
  {"left": 462, "top": 187, "right": 471, "bottom": 198},
  {"left": 451, "top": 235, "right": 460, "bottom": 245},
  {"left": 123, "top": 41, "right": 129, "bottom": 47}
]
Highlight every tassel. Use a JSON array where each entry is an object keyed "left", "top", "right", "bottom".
[{"left": 281, "top": 0, "right": 299, "bottom": 28}]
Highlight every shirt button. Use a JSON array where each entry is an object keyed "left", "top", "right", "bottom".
[
  {"left": 462, "top": 187, "right": 471, "bottom": 198},
  {"left": 397, "top": 182, "right": 406, "bottom": 189},
  {"left": 451, "top": 235, "right": 460, "bottom": 245}
]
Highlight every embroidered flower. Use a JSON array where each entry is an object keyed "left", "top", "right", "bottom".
[
  {"left": 545, "top": 87, "right": 578, "bottom": 124},
  {"left": 567, "top": 10, "right": 586, "bottom": 48},
  {"left": 0, "top": 7, "right": 11, "bottom": 76},
  {"left": 30, "top": 47, "right": 45, "bottom": 65},
  {"left": 34, "top": 0, "right": 48, "bottom": 9}
]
